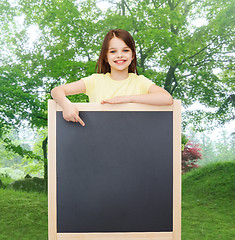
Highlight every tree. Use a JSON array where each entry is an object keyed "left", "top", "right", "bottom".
[
  {"left": 0, "top": 0, "right": 102, "bottom": 179},
  {"left": 0, "top": 0, "right": 234, "bottom": 178}
]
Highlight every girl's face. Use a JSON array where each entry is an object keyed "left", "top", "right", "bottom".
[{"left": 106, "top": 37, "right": 134, "bottom": 73}]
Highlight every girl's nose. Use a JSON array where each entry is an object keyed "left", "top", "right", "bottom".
[{"left": 117, "top": 51, "right": 123, "bottom": 58}]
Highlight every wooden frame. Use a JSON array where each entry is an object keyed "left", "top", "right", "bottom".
[{"left": 48, "top": 99, "right": 181, "bottom": 240}]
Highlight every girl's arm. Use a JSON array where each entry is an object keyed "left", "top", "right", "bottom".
[
  {"left": 51, "top": 80, "right": 86, "bottom": 126},
  {"left": 101, "top": 84, "right": 173, "bottom": 105}
]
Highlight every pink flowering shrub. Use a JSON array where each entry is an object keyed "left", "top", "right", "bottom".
[{"left": 182, "top": 141, "right": 202, "bottom": 174}]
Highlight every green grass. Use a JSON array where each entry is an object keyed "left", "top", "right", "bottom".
[
  {"left": 182, "top": 161, "right": 235, "bottom": 239},
  {"left": 0, "top": 189, "right": 48, "bottom": 240},
  {"left": 0, "top": 161, "right": 235, "bottom": 239}
]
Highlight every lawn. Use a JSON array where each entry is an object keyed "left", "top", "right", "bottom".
[
  {"left": 0, "top": 189, "right": 48, "bottom": 240},
  {"left": 0, "top": 161, "right": 234, "bottom": 239},
  {"left": 182, "top": 161, "right": 235, "bottom": 239}
]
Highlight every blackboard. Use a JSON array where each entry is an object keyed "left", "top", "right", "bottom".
[
  {"left": 48, "top": 101, "right": 181, "bottom": 240},
  {"left": 56, "top": 111, "right": 173, "bottom": 232}
]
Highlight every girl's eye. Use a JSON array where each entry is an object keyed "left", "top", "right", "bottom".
[{"left": 109, "top": 49, "right": 130, "bottom": 53}]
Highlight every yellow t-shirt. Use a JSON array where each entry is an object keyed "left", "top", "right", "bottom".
[{"left": 82, "top": 73, "right": 154, "bottom": 103}]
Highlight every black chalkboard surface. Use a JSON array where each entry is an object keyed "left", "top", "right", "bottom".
[{"left": 56, "top": 111, "right": 173, "bottom": 233}]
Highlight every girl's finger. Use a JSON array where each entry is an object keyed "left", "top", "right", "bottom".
[
  {"left": 102, "top": 99, "right": 112, "bottom": 104},
  {"left": 75, "top": 115, "right": 85, "bottom": 126}
]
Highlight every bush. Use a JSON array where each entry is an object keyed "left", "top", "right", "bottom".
[
  {"left": 182, "top": 141, "right": 202, "bottom": 174},
  {"left": 8, "top": 177, "right": 47, "bottom": 193}
]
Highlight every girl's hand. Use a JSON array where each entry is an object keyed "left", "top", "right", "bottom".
[
  {"left": 101, "top": 96, "right": 131, "bottom": 104},
  {"left": 62, "top": 103, "right": 85, "bottom": 126}
]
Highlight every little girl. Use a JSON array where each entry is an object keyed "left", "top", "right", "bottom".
[{"left": 51, "top": 29, "right": 173, "bottom": 126}]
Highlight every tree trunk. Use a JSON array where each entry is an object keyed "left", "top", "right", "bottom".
[
  {"left": 42, "top": 136, "right": 48, "bottom": 183},
  {"left": 164, "top": 65, "right": 176, "bottom": 93},
  {"left": 121, "top": 0, "right": 125, "bottom": 15},
  {"left": 139, "top": 46, "right": 145, "bottom": 72}
]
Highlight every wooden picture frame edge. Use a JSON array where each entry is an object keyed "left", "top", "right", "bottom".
[
  {"left": 57, "top": 232, "right": 173, "bottom": 240},
  {"left": 173, "top": 100, "right": 181, "bottom": 240},
  {"left": 48, "top": 99, "right": 57, "bottom": 240},
  {"left": 56, "top": 102, "right": 174, "bottom": 111}
]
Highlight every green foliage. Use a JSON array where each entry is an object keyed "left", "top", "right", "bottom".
[
  {"left": 0, "top": 173, "right": 14, "bottom": 188},
  {"left": 0, "top": 64, "right": 47, "bottom": 135},
  {"left": 0, "top": 128, "right": 45, "bottom": 179},
  {"left": 0, "top": 129, "right": 26, "bottom": 167},
  {"left": 0, "top": 167, "right": 24, "bottom": 181},
  {"left": 0, "top": 140, "right": 21, "bottom": 168},
  {"left": 181, "top": 133, "right": 188, "bottom": 150},
  {"left": 2, "top": 137, "right": 42, "bottom": 161},
  {"left": 106, "top": 0, "right": 235, "bottom": 126},
  {"left": 21, "top": 128, "right": 47, "bottom": 178},
  {"left": 21, "top": 157, "right": 44, "bottom": 178},
  {"left": 1, "top": 0, "right": 234, "bottom": 133}
]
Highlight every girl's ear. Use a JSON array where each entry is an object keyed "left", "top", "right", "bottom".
[{"left": 132, "top": 52, "right": 135, "bottom": 60}]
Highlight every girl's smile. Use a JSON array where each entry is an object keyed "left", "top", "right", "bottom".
[{"left": 114, "top": 59, "right": 127, "bottom": 64}]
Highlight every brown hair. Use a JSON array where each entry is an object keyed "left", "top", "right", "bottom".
[{"left": 95, "top": 29, "right": 138, "bottom": 74}]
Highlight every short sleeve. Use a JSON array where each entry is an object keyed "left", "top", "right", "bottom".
[
  {"left": 139, "top": 75, "right": 155, "bottom": 94},
  {"left": 81, "top": 74, "right": 95, "bottom": 96}
]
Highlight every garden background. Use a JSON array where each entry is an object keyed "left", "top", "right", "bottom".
[{"left": 0, "top": 0, "right": 234, "bottom": 239}]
